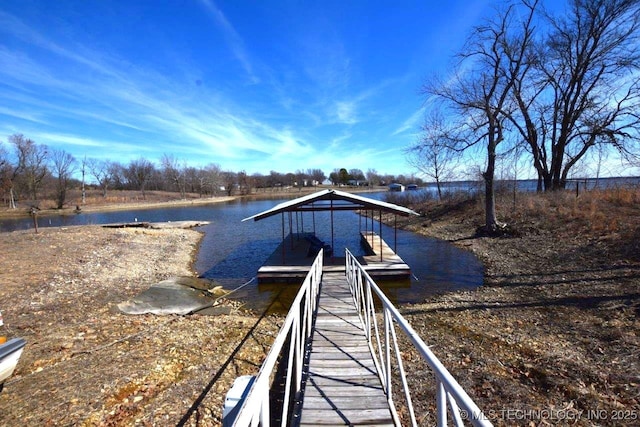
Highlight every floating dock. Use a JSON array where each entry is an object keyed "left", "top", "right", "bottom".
[{"left": 257, "top": 231, "right": 411, "bottom": 282}]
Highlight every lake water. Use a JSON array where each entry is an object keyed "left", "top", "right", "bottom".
[{"left": 0, "top": 194, "right": 484, "bottom": 312}]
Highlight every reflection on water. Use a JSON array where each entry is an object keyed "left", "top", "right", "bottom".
[{"left": 0, "top": 193, "right": 484, "bottom": 313}]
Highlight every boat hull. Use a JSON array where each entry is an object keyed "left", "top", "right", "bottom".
[{"left": 0, "top": 338, "right": 26, "bottom": 391}]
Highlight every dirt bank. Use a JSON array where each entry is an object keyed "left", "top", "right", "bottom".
[
  {"left": 0, "top": 225, "right": 281, "bottom": 426},
  {"left": 394, "top": 190, "right": 640, "bottom": 426}
]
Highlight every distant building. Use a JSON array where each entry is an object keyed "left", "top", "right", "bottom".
[
  {"left": 406, "top": 184, "right": 418, "bottom": 191},
  {"left": 388, "top": 183, "right": 405, "bottom": 192}
]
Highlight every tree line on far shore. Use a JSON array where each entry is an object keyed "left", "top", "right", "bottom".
[{"left": 0, "top": 133, "right": 423, "bottom": 210}]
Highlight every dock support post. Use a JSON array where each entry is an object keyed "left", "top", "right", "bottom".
[
  {"left": 379, "top": 210, "right": 383, "bottom": 262},
  {"left": 289, "top": 211, "right": 294, "bottom": 250},
  {"left": 312, "top": 203, "right": 316, "bottom": 235},
  {"left": 281, "top": 213, "right": 286, "bottom": 264},
  {"left": 394, "top": 215, "right": 398, "bottom": 253},
  {"left": 330, "top": 199, "right": 334, "bottom": 261}
]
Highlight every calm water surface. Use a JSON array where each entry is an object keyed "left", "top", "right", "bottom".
[{"left": 0, "top": 194, "right": 483, "bottom": 312}]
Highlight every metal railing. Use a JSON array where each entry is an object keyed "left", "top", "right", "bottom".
[
  {"left": 345, "top": 249, "right": 493, "bottom": 427},
  {"left": 232, "top": 249, "right": 323, "bottom": 427}
]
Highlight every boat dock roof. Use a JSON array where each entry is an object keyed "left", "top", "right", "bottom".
[{"left": 242, "top": 189, "right": 419, "bottom": 222}]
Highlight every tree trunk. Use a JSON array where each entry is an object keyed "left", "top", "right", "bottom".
[
  {"left": 483, "top": 144, "right": 498, "bottom": 232},
  {"left": 56, "top": 187, "right": 66, "bottom": 209},
  {"left": 9, "top": 187, "right": 16, "bottom": 209},
  {"left": 536, "top": 174, "right": 543, "bottom": 192}
]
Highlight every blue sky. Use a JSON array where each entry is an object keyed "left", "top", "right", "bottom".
[{"left": 1, "top": 0, "right": 517, "bottom": 177}]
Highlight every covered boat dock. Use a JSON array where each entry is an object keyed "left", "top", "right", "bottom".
[{"left": 242, "top": 189, "right": 419, "bottom": 282}]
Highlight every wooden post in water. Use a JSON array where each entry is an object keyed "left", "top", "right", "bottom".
[
  {"left": 281, "top": 213, "right": 286, "bottom": 264},
  {"left": 30, "top": 207, "right": 39, "bottom": 234},
  {"left": 379, "top": 210, "right": 383, "bottom": 262},
  {"left": 394, "top": 215, "right": 397, "bottom": 253},
  {"left": 289, "top": 211, "right": 294, "bottom": 250},
  {"left": 330, "top": 198, "right": 334, "bottom": 260},
  {"left": 312, "top": 202, "right": 316, "bottom": 235}
]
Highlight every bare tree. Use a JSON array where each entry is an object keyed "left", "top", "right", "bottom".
[
  {"left": 0, "top": 140, "right": 17, "bottom": 208},
  {"left": 424, "top": 2, "right": 531, "bottom": 232},
  {"left": 294, "top": 169, "right": 306, "bottom": 189},
  {"left": 50, "top": 148, "right": 77, "bottom": 209},
  {"left": 11, "top": 134, "right": 49, "bottom": 202},
  {"left": 237, "top": 170, "right": 251, "bottom": 195},
  {"left": 160, "top": 154, "right": 187, "bottom": 198},
  {"left": 108, "top": 162, "right": 126, "bottom": 190},
  {"left": 348, "top": 168, "right": 365, "bottom": 183},
  {"left": 365, "top": 169, "right": 381, "bottom": 186},
  {"left": 221, "top": 171, "right": 237, "bottom": 196},
  {"left": 4, "top": 135, "right": 29, "bottom": 208},
  {"left": 307, "top": 168, "right": 326, "bottom": 186},
  {"left": 124, "top": 158, "right": 155, "bottom": 199},
  {"left": 204, "top": 163, "right": 222, "bottom": 195},
  {"left": 406, "top": 112, "right": 461, "bottom": 200},
  {"left": 509, "top": 0, "right": 640, "bottom": 190},
  {"left": 80, "top": 156, "right": 87, "bottom": 204},
  {"left": 328, "top": 169, "right": 340, "bottom": 186},
  {"left": 267, "top": 170, "right": 284, "bottom": 189},
  {"left": 87, "top": 159, "right": 114, "bottom": 197}
]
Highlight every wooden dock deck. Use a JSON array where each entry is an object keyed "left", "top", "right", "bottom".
[
  {"left": 257, "top": 233, "right": 410, "bottom": 282},
  {"left": 297, "top": 272, "right": 394, "bottom": 426},
  {"left": 360, "top": 231, "right": 411, "bottom": 277}
]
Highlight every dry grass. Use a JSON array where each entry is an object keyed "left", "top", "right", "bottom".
[{"left": 392, "top": 187, "right": 640, "bottom": 425}]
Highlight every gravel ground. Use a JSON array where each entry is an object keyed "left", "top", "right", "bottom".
[
  {"left": 0, "top": 225, "right": 281, "bottom": 426},
  {"left": 392, "top": 191, "right": 640, "bottom": 426}
]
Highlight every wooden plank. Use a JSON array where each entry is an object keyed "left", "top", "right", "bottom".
[
  {"left": 298, "top": 408, "right": 395, "bottom": 426},
  {"left": 302, "top": 395, "right": 391, "bottom": 410},
  {"left": 298, "top": 272, "right": 395, "bottom": 426}
]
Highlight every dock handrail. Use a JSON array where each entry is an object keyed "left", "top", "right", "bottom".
[
  {"left": 345, "top": 248, "right": 493, "bottom": 427},
  {"left": 232, "top": 249, "right": 323, "bottom": 427}
]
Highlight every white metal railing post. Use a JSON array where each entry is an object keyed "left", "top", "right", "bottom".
[
  {"left": 343, "top": 249, "right": 493, "bottom": 427},
  {"left": 437, "top": 380, "right": 447, "bottom": 426},
  {"left": 384, "top": 308, "right": 391, "bottom": 396},
  {"left": 389, "top": 319, "right": 418, "bottom": 426},
  {"left": 233, "top": 249, "right": 324, "bottom": 427}
]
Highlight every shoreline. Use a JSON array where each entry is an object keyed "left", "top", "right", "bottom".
[
  {"left": 0, "top": 195, "right": 238, "bottom": 220},
  {"left": 0, "top": 186, "right": 386, "bottom": 221}
]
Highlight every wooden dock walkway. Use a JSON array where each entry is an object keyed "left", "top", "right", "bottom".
[{"left": 298, "top": 272, "right": 394, "bottom": 426}]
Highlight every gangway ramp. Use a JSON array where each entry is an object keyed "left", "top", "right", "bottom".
[
  {"left": 231, "top": 249, "right": 492, "bottom": 427},
  {"left": 298, "top": 272, "right": 394, "bottom": 426}
]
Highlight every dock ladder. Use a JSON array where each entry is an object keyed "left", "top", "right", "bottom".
[{"left": 232, "top": 249, "right": 493, "bottom": 426}]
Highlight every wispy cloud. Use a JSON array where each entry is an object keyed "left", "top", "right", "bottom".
[
  {"left": 0, "top": 7, "right": 418, "bottom": 175},
  {"left": 0, "top": 10, "right": 319, "bottom": 169},
  {"left": 197, "top": 0, "right": 258, "bottom": 84},
  {"left": 0, "top": 104, "right": 48, "bottom": 125},
  {"left": 333, "top": 101, "right": 358, "bottom": 125},
  {"left": 393, "top": 106, "right": 425, "bottom": 136}
]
